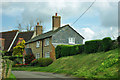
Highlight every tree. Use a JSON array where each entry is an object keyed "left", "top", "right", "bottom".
[
  {"left": 13, "top": 40, "right": 25, "bottom": 56},
  {"left": 17, "top": 24, "right": 22, "bottom": 32}
]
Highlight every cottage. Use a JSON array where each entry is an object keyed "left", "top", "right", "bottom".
[{"left": 25, "top": 13, "right": 84, "bottom": 60}]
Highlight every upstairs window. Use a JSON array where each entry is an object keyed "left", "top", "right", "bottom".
[
  {"left": 45, "top": 38, "right": 49, "bottom": 46},
  {"left": 45, "top": 52, "right": 50, "bottom": 58},
  {"left": 36, "top": 41, "right": 40, "bottom": 48},
  {"left": 69, "top": 37, "right": 75, "bottom": 44},
  {"left": 36, "top": 53, "right": 40, "bottom": 59},
  {"left": 26, "top": 44, "right": 29, "bottom": 48}
]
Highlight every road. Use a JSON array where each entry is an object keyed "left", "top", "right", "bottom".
[{"left": 12, "top": 71, "right": 83, "bottom": 80}]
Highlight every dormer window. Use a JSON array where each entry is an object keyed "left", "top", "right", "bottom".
[
  {"left": 36, "top": 41, "right": 40, "bottom": 48},
  {"left": 69, "top": 37, "right": 75, "bottom": 44}
]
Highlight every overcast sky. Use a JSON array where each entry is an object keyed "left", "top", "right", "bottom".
[{"left": 0, "top": 0, "right": 119, "bottom": 42}]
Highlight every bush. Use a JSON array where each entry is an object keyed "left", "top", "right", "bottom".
[
  {"left": 111, "top": 40, "right": 118, "bottom": 49},
  {"left": 24, "top": 54, "right": 35, "bottom": 64},
  {"left": 102, "top": 37, "right": 112, "bottom": 52},
  {"left": 117, "top": 36, "right": 120, "bottom": 47},
  {"left": 30, "top": 59, "right": 39, "bottom": 66},
  {"left": 38, "top": 58, "right": 53, "bottom": 67},
  {"left": 55, "top": 45, "right": 84, "bottom": 59},
  {"left": 84, "top": 40, "right": 102, "bottom": 54}
]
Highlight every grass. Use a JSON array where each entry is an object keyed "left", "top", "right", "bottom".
[
  {"left": 5, "top": 73, "right": 16, "bottom": 80},
  {"left": 12, "top": 48, "right": 119, "bottom": 79}
]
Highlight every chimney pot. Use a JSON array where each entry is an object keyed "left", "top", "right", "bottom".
[
  {"left": 55, "top": 13, "right": 57, "bottom": 16},
  {"left": 37, "top": 22, "right": 39, "bottom": 25}
]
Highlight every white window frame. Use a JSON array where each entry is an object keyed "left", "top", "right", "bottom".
[
  {"left": 26, "top": 44, "right": 29, "bottom": 48},
  {"left": 45, "top": 38, "right": 49, "bottom": 46},
  {"left": 36, "top": 53, "right": 40, "bottom": 59},
  {"left": 45, "top": 52, "right": 50, "bottom": 58},
  {"left": 69, "top": 37, "right": 75, "bottom": 44},
  {"left": 36, "top": 41, "right": 40, "bottom": 48}
]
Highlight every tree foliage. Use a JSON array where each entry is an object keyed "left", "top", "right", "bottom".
[{"left": 13, "top": 40, "right": 25, "bottom": 56}]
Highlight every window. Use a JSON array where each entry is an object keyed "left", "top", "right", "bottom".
[
  {"left": 36, "top": 41, "right": 40, "bottom": 48},
  {"left": 45, "top": 52, "right": 50, "bottom": 58},
  {"left": 45, "top": 38, "right": 49, "bottom": 46},
  {"left": 36, "top": 53, "right": 40, "bottom": 59},
  {"left": 69, "top": 37, "right": 75, "bottom": 44},
  {"left": 26, "top": 44, "right": 29, "bottom": 48}
]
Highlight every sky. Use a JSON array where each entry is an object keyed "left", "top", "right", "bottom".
[{"left": 0, "top": 0, "right": 119, "bottom": 43}]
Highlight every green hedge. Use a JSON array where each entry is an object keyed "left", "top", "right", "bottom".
[
  {"left": 117, "top": 36, "right": 120, "bottom": 47},
  {"left": 55, "top": 44, "right": 84, "bottom": 59},
  {"left": 55, "top": 37, "right": 118, "bottom": 59},
  {"left": 84, "top": 40, "right": 102, "bottom": 54},
  {"left": 102, "top": 37, "right": 112, "bottom": 52}
]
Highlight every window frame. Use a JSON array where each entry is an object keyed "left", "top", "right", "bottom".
[
  {"left": 36, "top": 41, "right": 40, "bottom": 48},
  {"left": 45, "top": 52, "right": 50, "bottom": 58},
  {"left": 69, "top": 37, "right": 75, "bottom": 44},
  {"left": 36, "top": 53, "right": 40, "bottom": 59},
  {"left": 45, "top": 38, "right": 50, "bottom": 46},
  {"left": 26, "top": 44, "right": 29, "bottom": 48}
]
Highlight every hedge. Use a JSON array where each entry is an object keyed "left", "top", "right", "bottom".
[
  {"left": 55, "top": 44, "right": 84, "bottom": 59},
  {"left": 84, "top": 40, "right": 102, "bottom": 54},
  {"left": 55, "top": 37, "right": 118, "bottom": 59},
  {"left": 117, "top": 36, "right": 120, "bottom": 47},
  {"left": 102, "top": 37, "right": 112, "bottom": 52}
]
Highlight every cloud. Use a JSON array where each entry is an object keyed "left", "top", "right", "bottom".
[
  {"left": 94, "top": 2, "right": 118, "bottom": 27},
  {"left": 2, "top": 1, "right": 118, "bottom": 27},
  {"left": 1, "top": 1, "right": 118, "bottom": 40},
  {"left": 74, "top": 27, "right": 95, "bottom": 42}
]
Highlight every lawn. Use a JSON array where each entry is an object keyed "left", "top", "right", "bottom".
[{"left": 12, "top": 48, "right": 119, "bottom": 79}]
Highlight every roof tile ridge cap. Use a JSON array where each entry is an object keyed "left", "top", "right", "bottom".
[{"left": 1, "top": 30, "right": 19, "bottom": 33}]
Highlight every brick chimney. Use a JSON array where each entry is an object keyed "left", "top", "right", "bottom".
[
  {"left": 36, "top": 22, "right": 43, "bottom": 35},
  {"left": 52, "top": 13, "right": 61, "bottom": 30}
]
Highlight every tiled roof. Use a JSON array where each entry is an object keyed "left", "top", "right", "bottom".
[
  {"left": 0, "top": 30, "right": 34, "bottom": 51},
  {"left": 0, "top": 30, "right": 18, "bottom": 51},
  {"left": 11, "top": 31, "right": 34, "bottom": 51},
  {"left": 26, "top": 24, "right": 84, "bottom": 44}
]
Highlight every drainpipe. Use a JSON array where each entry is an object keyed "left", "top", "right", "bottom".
[{"left": 42, "top": 40, "right": 43, "bottom": 58}]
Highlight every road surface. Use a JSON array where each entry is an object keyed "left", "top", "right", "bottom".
[{"left": 12, "top": 71, "right": 83, "bottom": 80}]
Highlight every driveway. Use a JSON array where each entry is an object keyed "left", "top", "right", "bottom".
[{"left": 12, "top": 71, "right": 83, "bottom": 80}]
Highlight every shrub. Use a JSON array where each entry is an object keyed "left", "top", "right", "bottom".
[
  {"left": 117, "top": 36, "right": 120, "bottom": 47},
  {"left": 24, "top": 54, "right": 35, "bottom": 64},
  {"left": 55, "top": 45, "right": 84, "bottom": 59},
  {"left": 111, "top": 40, "right": 118, "bottom": 49},
  {"left": 30, "top": 59, "right": 39, "bottom": 66},
  {"left": 84, "top": 40, "right": 102, "bottom": 54},
  {"left": 38, "top": 58, "right": 53, "bottom": 67},
  {"left": 102, "top": 37, "right": 112, "bottom": 52}
]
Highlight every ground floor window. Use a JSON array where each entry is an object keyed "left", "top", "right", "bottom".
[
  {"left": 45, "top": 52, "right": 50, "bottom": 58},
  {"left": 36, "top": 53, "right": 40, "bottom": 59}
]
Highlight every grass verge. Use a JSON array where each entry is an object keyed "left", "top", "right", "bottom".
[{"left": 12, "top": 48, "right": 119, "bottom": 79}]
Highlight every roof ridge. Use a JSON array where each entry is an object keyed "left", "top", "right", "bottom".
[{"left": 0, "top": 30, "right": 19, "bottom": 33}]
